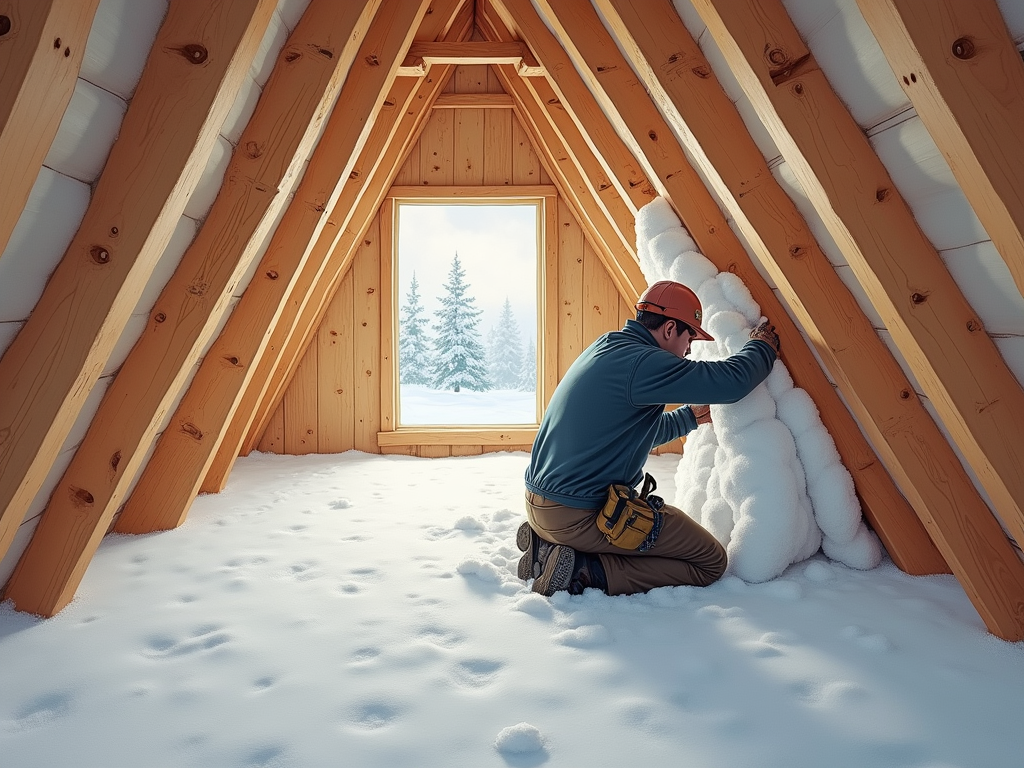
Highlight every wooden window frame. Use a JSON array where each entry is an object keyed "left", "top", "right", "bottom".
[{"left": 378, "top": 185, "right": 558, "bottom": 447}]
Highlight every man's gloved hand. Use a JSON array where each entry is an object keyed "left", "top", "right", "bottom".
[
  {"left": 690, "top": 404, "right": 712, "bottom": 426},
  {"left": 749, "top": 319, "right": 780, "bottom": 356}
]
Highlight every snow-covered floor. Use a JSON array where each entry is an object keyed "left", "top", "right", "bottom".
[{"left": 1, "top": 451, "right": 1022, "bottom": 768}]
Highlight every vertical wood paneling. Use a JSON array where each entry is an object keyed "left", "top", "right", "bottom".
[
  {"left": 353, "top": 216, "right": 381, "bottom": 452},
  {"left": 317, "top": 269, "right": 354, "bottom": 452},
  {"left": 283, "top": 342, "right": 318, "bottom": 455},
  {"left": 557, "top": 198, "right": 584, "bottom": 378},
  {"left": 511, "top": 114, "right": 543, "bottom": 185},
  {"left": 257, "top": 402, "right": 285, "bottom": 453},
  {"left": 453, "top": 66, "right": 486, "bottom": 185},
  {"left": 419, "top": 108, "right": 454, "bottom": 184},
  {"left": 378, "top": 199, "right": 397, "bottom": 434}
]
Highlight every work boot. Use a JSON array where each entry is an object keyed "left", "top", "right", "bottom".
[
  {"left": 567, "top": 553, "right": 609, "bottom": 595},
  {"left": 516, "top": 521, "right": 556, "bottom": 580},
  {"left": 531, "top": 544, "right": 577, "bottom": 597}
]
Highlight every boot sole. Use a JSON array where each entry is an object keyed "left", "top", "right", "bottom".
[
  {"left": 516, "top": 521, "right": 536, "bottom": 581},
  {"left": 532, "top": 545, "right": 575, "bottom": 597}
]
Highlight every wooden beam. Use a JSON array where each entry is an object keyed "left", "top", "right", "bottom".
[
  {"left": 694, "top": 0, "right": 1024, "bottom": 639},
  {"left": 2, "top": 0, "right": 384, "bottom": 616},
  {"left": 0, "top": 0, "right": 101, "bottom": 259},
  {"left": 857, "top": 0, "right": 1024, "bottom": 299},
  {"left": 513, "top": 0, "right": 952, "bottom": 573},
  {"left": 207, "top": 7, "right": 473, "bottom": 488},
  {"left": 432, "top": 92, "right": 514, "bottom": 107},
  {"left": 497, "top": 63, "right": 644, "bottom": 303},
  {"left": 111, "top": 0, "right": 437, "bottom": 537},
  {"left": 242, "top": 64, "right": 461, "bottom": 458},
  {"left": 478, "top": 0, "right": 653, "bottom": 213},
  {"left": 593, "top": 0, "right": 947, "bottom": 580},
  {"left": 0, "top": 0, "right": 276, "bottom": 568},
  {"left": 409, "top": 40, "right": 527, "bottom": 64},
  {"left": 388, "top": 184, "right": 554, "bottom": 197}
]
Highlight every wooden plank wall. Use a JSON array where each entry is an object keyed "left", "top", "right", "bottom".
[{"left": 259, "top": 63, "right": 680, "bottom": 456}]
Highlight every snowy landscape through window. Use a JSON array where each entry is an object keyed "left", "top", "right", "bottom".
[{"left": 396, "top": 202, "right": 540, "bottom": 426}]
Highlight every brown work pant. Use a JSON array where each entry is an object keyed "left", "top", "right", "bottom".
[{"left": 525, "top": 490, "right": 727, "bottom": 595}]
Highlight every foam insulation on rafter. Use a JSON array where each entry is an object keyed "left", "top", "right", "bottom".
[{"left": 636, "top": 198, "right": 882, "bottom": 582}]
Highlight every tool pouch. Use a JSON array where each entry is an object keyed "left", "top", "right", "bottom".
[{"left": 597, "top": 473, "right": 665, "bottom": 551}]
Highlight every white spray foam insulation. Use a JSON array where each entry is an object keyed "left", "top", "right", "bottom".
[{"left": 636, "top": 197, "right": 881, "bottom": 581}]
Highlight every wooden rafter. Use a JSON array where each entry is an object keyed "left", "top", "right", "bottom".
[
  {"left": 112, "top": 0, "right": 441, "bottom": 537},
  {"left": 234, "top": 4, "right": 477, "bottom": 462},
  {"left": 595, "top": 1, "right": 1024, "bottom": 621},
  {"left": 2, "top": 0, "right": 385, "bottom": 616},
  {"left": 857, "top": 0, "right": 1024, "bottom": 299},
  {"left": 240, "top": 59, "right": 466, "bottom": 459},
  {"left": 0, "top": 0, "right": 101, "bottom": 259},
  {"left": 693, "top": 0, "right": 1024, "bottom": 612},
  {"left": 0, "top": 0, "right": 277, "bottom": 567},
  {"left": 501, "top": 0, "right": 948, "bottom": 575},
  {"left": 478, "top": 0, "right": 653, "bottom": 213}
]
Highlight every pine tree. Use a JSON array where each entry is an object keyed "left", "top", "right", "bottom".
[
  {"left": 430, "top": 253, "right": 490, "bottom": 392},
  {"left": 399, "top": 272, "right": 432, "bottom": 385},
  {"left": 489, "top": 298, "right": 524, "bottom": 389},
  {"left": 517, "top": 334, "right": 537, "bottom": 391}
]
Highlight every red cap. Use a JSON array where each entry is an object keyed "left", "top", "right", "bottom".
[{"left": 635, "top": 281, "right": 715, "bottom": 341}]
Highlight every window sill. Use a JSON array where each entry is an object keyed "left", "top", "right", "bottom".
[{"left": 377, "top": 428, "right": 538, "bottom": 447}]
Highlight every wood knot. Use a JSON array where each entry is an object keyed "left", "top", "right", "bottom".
[
  {"left": 266, "top": 270, "right": 279, "bottom": 280},
  {"left": 284, "top": 50, "right": 301, "bottom": 63},
  {"left": 365, "top": 369, "right": 372, "bottom": 376},
  {"left": 875, "top": 187, "right": 891, "bottom": 202},
  {"left": 176, "top": 44, "right": 208, "bottom": 64},
  {"left": 383, "top": 100, "right": 395, "bottom": 108},
  {"left": 902, "top": 73, "right": 918, "bottom": 85},
  {"left": 111, "top": 451, "right": 122, "bottom": 472},
  {"left": 365, "top": 54, "right": 380, "bottom": 66},
  {"left": 181, "top": 422, "right": 204, "bottom": 440},
  {"left": 317, "top": 47, "right": 333, "bottom": 59},
  {"left": 187, "top": 281, "right": 208, "bottom": 296},
  {"left": 91, "top": 245, "right": 110, "bottom": 264},
  {"left": 789, "top": 245, "right": 806, "bottom": 258},
  {"left": 951, "top": 37, "right": 976, "bottom": 60},
  {"left": 899, "top": 389, "right": 911, "bottom": 400},
  {"left": 648, "top": 130, "right": 657, "bottom": 141},
  {"left": 793, "top": 82, "right": 804, "bottom": 95},
  {"left": 69, "top": 486, "right": 95, "bottom": 507},
  {"left": 109, "top": 226, "right": 119, "bottom": 238},
  {"left": 967, "top": 318, "right": 982, "bottom": 332},
  {"left": 307, "top": 429, "right": 314, "bottom": 435},
  {"left": 910, "top": 292, "right": 927, "bottom": 304},
  {"left": 366, "top": 287, "right": 375, "bottom": 294},
  {"left": 64, "top": 47, "right": 70, "bottom": 57},
  {"left": 596, "top": 65, "right": 617, "bottom": 73},
  {"left": 691, "top": 65, "right": 711, "bottom": 79},
  {"left": 727, "top": 263, "right": 738, "bottom": 273},
  {"left": 364, "top": 239, "right": 372, "bottom": 245},
  {"left": 245, "top": 141, "right": 262, "bottom": 158},
  {"left": 767, "top": 47, "right": 787, "bottom": 66},
  {"left": 349, "top": 170, "right": 360, "bottom": 179},
  {"left": 330, "top": 330, "right": 338, "bottom": 336},
  {"left": 0, "top": 17, "right": 13, "bottom": 37},
  {"left": 224, "top": 355, "right": 240, "bottom": 366},
  {"left": 154, "top": 312, "right": 167, "bottom": 323},
  {"left": 54, "top": 36, "right": 61, "bottom": 48}
]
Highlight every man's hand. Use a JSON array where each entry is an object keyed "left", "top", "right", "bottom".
[
  {"left": 690, "top": 404, "right": 712, "bottom": 426},
  {"left": 749, "top": 319, "right": 780, "bottom": 355}
]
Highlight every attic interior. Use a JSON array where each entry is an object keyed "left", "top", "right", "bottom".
[{"left": 1, "top": 0, "right": 1023, "bottom": 640}]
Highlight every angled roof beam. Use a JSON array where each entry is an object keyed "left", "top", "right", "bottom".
[
  {"left": 694, "top": 0, "right": 1024, "bottom": 622},
  {"left": 398, "top": 39, "right": 542, "bottom": 76},
  {"left": 0, "top": 0, "right": 277, "bottom": 567},
  {"left": 0, "top": 0, "right": 101, "bottom": 258},
  {"left": 505, "top": 0, "right": 947, "bottom": 571},
  {"left": 198, "top": 2, "right": 473, "bottom": 490},
  {"left": 2, "top": 0, "right": 386, "bottom": 616},
  {"left": 229, "top": 6, "right": 474, "bottom": 472},
  {"left": 858, "top": 0, "right": 1024, "bottom": 299},
  {"left": 600, "top": 1, "right": 1024, "bottom": 603},
  {"left": 478, "top": 0, "right": 653, "bottom": 214},
  {"left": 111, "top": 0, "right": 442, "bottom": 538},
  {"left": 238, "top": 56, "right": 466, "bottom": 461}
]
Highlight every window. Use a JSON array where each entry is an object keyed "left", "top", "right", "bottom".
[{"left": 378, "top": 187, "right": 557, "bottom": 448}]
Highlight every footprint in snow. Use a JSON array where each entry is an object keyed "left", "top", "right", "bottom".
[
  {"left": 348, "top": 700, "right": 403, "bottom": 730},
  {"left": 4, "top": 691, "right": 73, "bottom": 732},
  {"left": 142, "top": 625, "right": 231, "bottom": 658},
  {"left": 328, "top": 499, "right": 352, "bottom": 510},
  {"left": 841, "top": 625, "right": 895, "bottom": 652},
  {"left": 554, "top": 624, "right": 610, "bottom": 648},
  {"left": 450, "top": 658, "right": 504, "bottom": 688},
  {"left": 417, "top": 625, "right": 466, "bottom": 649}
]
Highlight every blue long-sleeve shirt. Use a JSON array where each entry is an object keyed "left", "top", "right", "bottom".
[{"left": 525, "top": 320, "right": 776, "bottom": 508}]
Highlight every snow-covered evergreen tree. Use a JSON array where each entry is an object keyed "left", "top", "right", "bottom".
[
  {"left": 488, "top": 298, "right": 524, "bottom": 389},
  {"left": 430, "top": 253, "right": 490, "bottom": 392},
  {"left": 517, "top": 335, "right": 537, "bottom": 392},
  {"left": 399, "top": 272, "right": 433, "bottom": 384}
]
